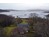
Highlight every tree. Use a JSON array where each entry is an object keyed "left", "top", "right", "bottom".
[
  {"left": 0, "top": 14, "right": 16, "bottom": 27},
  {"left": 29, "top": 13, "right": 38, "bottom": 18},
  {"left": 45, "top": 14, "right": 49, "bottom": 19}
]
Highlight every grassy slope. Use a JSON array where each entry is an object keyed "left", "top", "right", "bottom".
[{"left": 3, "top": 25, "right": 17, "bottom": 36}]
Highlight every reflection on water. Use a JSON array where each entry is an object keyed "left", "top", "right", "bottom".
[{"left": 0, "top": 11, "right": 49, "bottom": 18}]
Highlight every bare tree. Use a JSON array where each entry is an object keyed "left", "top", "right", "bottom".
[
  {"left": 29, "top": 13, "right": 38, "bottom": 18},
  {"left": 45, "top": 14, "right": 49, "bottom": 19}
]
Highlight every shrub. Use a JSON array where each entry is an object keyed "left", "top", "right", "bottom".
[
  {"left": 26, "top": 18, "right": 33, "bottom": 26},
  {"left": 16, "top": 18, "right": 22, "bottom": 24},
  {"left": 33, "top": 21, "right": 49, "bottom": 37}
]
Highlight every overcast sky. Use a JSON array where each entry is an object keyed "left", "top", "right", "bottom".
[{"left": 0, "top": 0, "right": 49, "bottom": 10}]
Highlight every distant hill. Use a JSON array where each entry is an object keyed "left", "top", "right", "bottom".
[
  {"left": 26, "top": 9, "right": 45, "bottom": 11},
  {"left": 0, "top": 9, "right": 17, "bottom": 12},
  {"left": 0, "top": 9, "right": 10, "bottom": 12},
  {"left": 0, "top": 9, "right": 49, "bottom": 12}
]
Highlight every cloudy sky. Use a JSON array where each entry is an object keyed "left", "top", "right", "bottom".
[{"left": 0, "top": 0, "right": 49, "bottom": 10}]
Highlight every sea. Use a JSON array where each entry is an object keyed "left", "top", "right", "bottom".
[{"left": 0, "top": 10, "right": 49, "bottom": 18}]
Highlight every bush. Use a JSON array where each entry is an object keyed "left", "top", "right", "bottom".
[
  {"left": 16, "top": 18, "right": 22, "bottom": 24},
  {"left": 26, "top": 18, "right": 33, "bottom": 26}
]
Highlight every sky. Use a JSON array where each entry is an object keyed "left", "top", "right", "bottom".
[
  {"left": 0, "top": 0, "right": 49, "bottom": 10},
  {"left": 0, "top": 0, "right": 49, "bottom": 18}
]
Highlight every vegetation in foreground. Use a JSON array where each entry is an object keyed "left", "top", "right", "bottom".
[{"left": 0, "top": 14, "right": 49, "bottom": 37}]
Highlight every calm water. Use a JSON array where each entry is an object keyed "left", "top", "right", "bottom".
[{"left": 0, "top": 11, "right": 49, "bottom": 18}]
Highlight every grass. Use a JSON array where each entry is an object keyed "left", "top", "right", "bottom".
[
  {"left": 3, "top": 25, "right": 17, "bottom": 36},
  {"left": 21, "top": 19, "right": 28, "bottom": 24}
]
